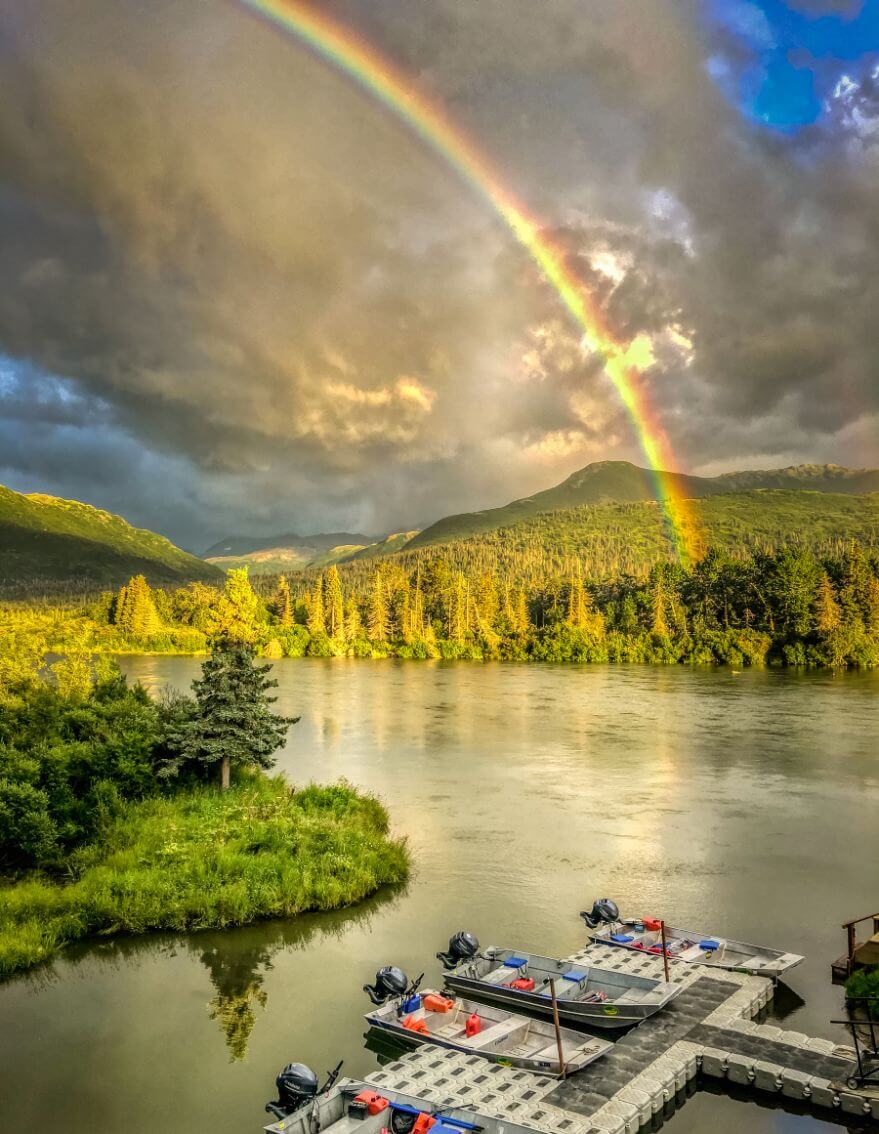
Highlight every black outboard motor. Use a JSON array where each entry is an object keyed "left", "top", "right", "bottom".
[
  {"left": 266, "top": 1063, "right": 319, "bottom": 1120},
  {"left": 363, "top": 965, "right": 409, "bottom": 1006},
  {"left": 436, "top": 931, "right": 480, "bottom": 970},
  {"left": 580, "top": 899, "right": 620, "bottom": 929},
  {"left": 266, "top": 1060, "right": 343, "bottom": 1122}
]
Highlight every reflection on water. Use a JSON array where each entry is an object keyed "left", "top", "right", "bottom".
[
  {"left": 0, "top": 660, "right": 877, "bottom": 1134},
  {"left": 195, "top": 888, "right": 407, "bottom": 1061}
]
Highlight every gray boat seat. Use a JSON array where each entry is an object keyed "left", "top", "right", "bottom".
[{"left": 483, "top": 965, "right": 524, "bottom": 985}]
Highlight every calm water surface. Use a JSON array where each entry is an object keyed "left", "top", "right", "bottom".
[{"left": 1, "top": 660, "right": 877, "bottom": 1134}]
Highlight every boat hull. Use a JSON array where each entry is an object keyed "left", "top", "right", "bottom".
[
  {"left": 364, "top": 996, "right": 611, "bottom": 1074},
  {"left": 586, "top": 924, "right": 804, "bottom": 979},
  {"left": 442, "top": 973, "right": 657, "bottom": 1030}
]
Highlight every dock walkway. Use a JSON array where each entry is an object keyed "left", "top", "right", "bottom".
[{"left": 365, "top": 945, "right": 879, "bottom": 1132}]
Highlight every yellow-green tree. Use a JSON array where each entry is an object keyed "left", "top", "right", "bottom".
[
  {"left": 307, "top": 574, "right": 326, "bottom": 636},
  {"left": 325, "top": 566, "right": 344, "bottom": 638},
  {"left": 273, "top": 575, "right": 293, "bottom": 628},
  {"left": 345, "top": 595, "right": 362, "bottom": 641},
  {"left": 212, "top": 568, "right": 260, "bottom": 644},
  {"left": 368, "top": 571, "right": 389, "bottom": 642},
  {"left": 814, "top": 572, "right": 841, "bottom": 633},
  {"left": 115, "top": 575, "right": 162, "bottom": 636}
]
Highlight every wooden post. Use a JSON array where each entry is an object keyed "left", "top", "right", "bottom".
[
  {"left": 660, "top": 920, "right": 670, "bottom": 983},
  {"left": 549, "top": 979, "right": 566, "bottom": 1079},
  {"left": 847, "top": 922, "right": 857, "bottom": 967}
]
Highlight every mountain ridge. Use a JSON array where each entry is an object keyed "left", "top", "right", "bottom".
[
  {"left": 407, "top": 460, "right": 879, "bottom": 549},
  {"left": 0, "top": 484, "right": 223, "bottom": 594}
]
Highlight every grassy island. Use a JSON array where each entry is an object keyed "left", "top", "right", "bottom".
[{"left": 0, "top": 640, "right": 408, "bottom": 979}]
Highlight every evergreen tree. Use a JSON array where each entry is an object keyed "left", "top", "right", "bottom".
[
  {"left": 168, "top": 641, "right": 296, "bottom": 789},
  {"left": 514, "top": 590, "right": 530, "bottom": 636},
  {"left": 368, "top": 571, "right": 389, "bottom": 643},
  {"left": 449, "top": 573, "right": 469, "bottom": 643},
  {"left": 345, "top": 595, "right": 362, "bottom": 641},
  {"left": 273, "top": 575, "right": 293, "bottom": 628},
  {"left": 114, "top": 575, "right": 162, "bottom": 636},
  {"left": 307, "top": 574, "right": 326, "bottom": 636},
  {"left": 325, "top": 566, "right": 344, "bottom": 638},
  {"left": 814, "top": 572, "right": 841, "bottom": 633},
  {"left": 212, "top": 568, "right": 260, "bottom": 644}
]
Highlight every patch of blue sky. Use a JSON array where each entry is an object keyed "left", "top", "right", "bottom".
[{"left": 707, "top": 0, "right": 879, "bottom": 130}]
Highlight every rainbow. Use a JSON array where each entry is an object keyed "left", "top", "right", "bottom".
[{"left": 238, "top": 0, "right": 702, "bottom": 563}]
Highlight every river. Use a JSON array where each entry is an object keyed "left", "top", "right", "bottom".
[{"left": 1, "top": 660, "right": 877, "bottom": 1133}]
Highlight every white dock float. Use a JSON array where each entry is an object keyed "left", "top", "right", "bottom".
[{"left": 362, "top": 943, "right": 879, "bottom": 1132}]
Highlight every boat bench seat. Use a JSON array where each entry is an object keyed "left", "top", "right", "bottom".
[
  {"left": 465, "top": 1017, "right": 527, "bottom": 1050},
  {"left": 483, "top": 965, "right": 523, "bottom": 985}
]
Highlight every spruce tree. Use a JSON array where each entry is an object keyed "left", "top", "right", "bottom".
[
  {"left": 307, "top": 575, "right": 326, "bottom": 636},
  {"left": 274, "top": 575, "right": 293, "bottom": 628},
  {"left": 814, "top": 572, "right": 841, "bottom": 633},
  {"left": 345, "top": 595, "right": 362, "bottom": 641},
  {"left": 114, "top": 575, "right": 161, "bottom": 636},
  {"left": 174, "top": 640, "right": 296, "bottom": 789},
  {"left": 368, "top": 571, "right": 389, "bottom": 642},
  {"left": 325, "top": 566, "right": 344, "bottom": 638},
  {"left": 212, "top": 568, "right": 260, "bottom": 644}
]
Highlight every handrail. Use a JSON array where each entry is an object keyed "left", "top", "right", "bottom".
[{"left": 842, "top": 912, "right": 879, "bottom": 929}]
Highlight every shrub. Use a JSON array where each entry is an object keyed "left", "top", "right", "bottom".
[{"left": 845, "top": 967, "right": 879, "bottom": 1014}]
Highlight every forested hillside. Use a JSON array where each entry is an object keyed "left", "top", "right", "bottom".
[
  {"left": 0, "top": 485, "right": 222, "bottom": 595},
  {"left": 409, "top": 461, "right": 879, "bottom": 548},
  {"left": 325, "top": 490, "right": 879, "bottom": 588}
]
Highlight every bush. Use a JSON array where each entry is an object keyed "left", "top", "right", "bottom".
[
  {"left": 846, "top": 966, "right": 879, "bottom": 1001},
  {"left": 0, "top": 673, "right": 160, "bottom": 869}
]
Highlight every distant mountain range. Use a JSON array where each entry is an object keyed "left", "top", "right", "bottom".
[
  {"left": 203, "top": 461, "right": 879, "bottom": 572},
  {"left": 0, "top": 484, "right": 223, "bottom": 594},
  {"left": 6, "top": 461, "right": 877, "bottom": 593},
  {"left": 407, "top": 461, "right": 879, "bottom": 548},
  {"left": 201, "top": 530, "right": 420, "bottom": 574}
]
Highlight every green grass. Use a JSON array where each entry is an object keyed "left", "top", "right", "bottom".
[
  {"left": 0, "top": 483, "right": 223, "bottom": 595},
  {"left": 0, "top": 777, "right": 409, "bottom": 978}
]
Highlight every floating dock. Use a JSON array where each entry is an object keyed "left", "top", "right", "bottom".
[{"left": 364, "top": 945, "right": 879, "bottom": 1132}]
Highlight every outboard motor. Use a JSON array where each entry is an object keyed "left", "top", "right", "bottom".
[
  {"left": 266, "top": 1063, "right": 319, "bottom": 1119},
  {"left": 580, "top": 899, "right": 620, "bottom": 929},
  {"left": 436, "top": 931, "right": 480, "bottom": 971},
  {"left": 266, "top": 1060, "right": 343, "bottom": 1122},
  {"left": 363, "top": 965, "right": 409, "bottom": 1006}
]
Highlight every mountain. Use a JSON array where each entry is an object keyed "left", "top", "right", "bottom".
[
  {"left": 407, "top": 461, "right": 879, "bottom": 548},
  {"left": 0, "top": 485, "right": 223, "bottom": 594},
  {"left": 716, "top": 464, "right": 879, "bottom": 494},
  {"left": 328, "top": 490, "right": 879, "bottom": 587},
  {"left": 203, "top": 531, "right": 376, "bottom": 574},
  {"left": 344, "top": 531, "right": 421, "bottom": 563},
  {"left": 203, "top": 526, "right": 427, "bottom": 574},
  {"left": 203, "top": 531, "right": 374, "bottom": 559}
]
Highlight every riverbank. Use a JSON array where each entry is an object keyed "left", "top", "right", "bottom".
[{"left": 0, "top": 776, "right": 409, "bottom": 978}]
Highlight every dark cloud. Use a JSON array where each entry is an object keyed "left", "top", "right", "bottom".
[{"left": 0, "top": 0, "right": 877, "bottom": 547}]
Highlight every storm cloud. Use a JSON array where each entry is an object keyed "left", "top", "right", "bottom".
[{"left": 1, "top": 0, "right": 877, "bottom": 548}]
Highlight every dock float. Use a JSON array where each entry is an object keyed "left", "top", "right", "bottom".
[{"left": 364, "top": 944, "right": 879, "bottom": 1132}]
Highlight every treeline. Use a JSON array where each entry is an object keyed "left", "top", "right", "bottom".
[{"left": 11, "top": 541, "right": 879, "bottom": 668}]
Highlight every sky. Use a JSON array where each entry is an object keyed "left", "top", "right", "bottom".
[{"left": 1, "top": 0, "right": 878, "bottom": 550}]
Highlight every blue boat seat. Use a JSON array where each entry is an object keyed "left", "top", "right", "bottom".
[
  {"left": 505, "top": 956, "right": 528, "bottom": 968},
  {"left": 562, "top": 970, "right": 588, "bottom": 982},
  {"left": 611, "top": 934, "right": 634, "bottom": 943},
  {"left": 699, "top": 939, "right": 720, "bottom": 952}
]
